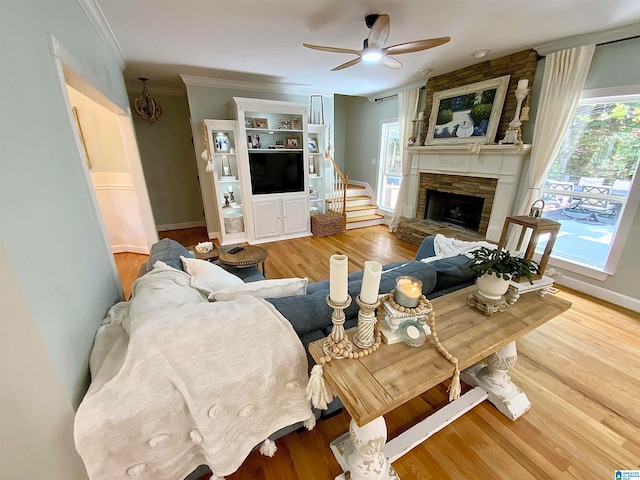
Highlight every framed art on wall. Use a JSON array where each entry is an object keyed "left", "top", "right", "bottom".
[
  {"left": 214, "top": 132, "right": 231, "bottom": 152},
  {"left": 425, "top": 75, "right": 510, "bottom": 145}
]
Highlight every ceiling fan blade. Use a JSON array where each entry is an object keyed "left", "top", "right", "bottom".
[
  {"left": 383, "top": 36, "right": 451, "bottom": 55},
  {"left": 331, "top": 57, "right": 362, "bottom": 71},
  {"left": 381, "top": 55, "right": 402, "bottom": 70},
  {"left": 367, "top": 14, "right": 390, "bottom": 50},
  {"left": 303, "top": 43, "right": 361, "bottom": 55}
]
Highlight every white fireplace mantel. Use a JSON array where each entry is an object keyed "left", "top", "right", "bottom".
[{"left": 404, "top": 144, "right": 531, "bottom": 241}]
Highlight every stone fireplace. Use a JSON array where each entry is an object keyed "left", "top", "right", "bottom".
[
  {"left": 400, "top": 145, "right": 530, "bottom": 242},
  {"left": 419, "top": 174, "right": 497, "bottom": 235}
]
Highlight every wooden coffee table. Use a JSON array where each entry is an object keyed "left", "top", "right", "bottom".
[
  {"left": 218, "top": 245, "right": 268, "bottom": 276},
  {"left": 309, "top": 285, "right": 571, "bottom": 480}
]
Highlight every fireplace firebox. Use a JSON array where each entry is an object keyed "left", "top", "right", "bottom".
[{"left": 424, "top": 190, "right": 485, "bottom": 232}]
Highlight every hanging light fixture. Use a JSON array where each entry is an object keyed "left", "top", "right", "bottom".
[{"left": 134, "top": 77, "right": 163, "bottom": 125}]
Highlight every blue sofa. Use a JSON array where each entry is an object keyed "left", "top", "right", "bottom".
[{"left": 140, "top": 236, "right": 476, "bottom": 480}]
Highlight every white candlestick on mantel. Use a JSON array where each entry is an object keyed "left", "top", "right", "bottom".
[
  {"left": 360, "top": 261, "right": 382, "bottom": 304},
  {"left": 517, "top": 78, "right": 529, "bottom": 90},
  {"left": 329, "top": 254, "right": 349, "bottom": 304}
]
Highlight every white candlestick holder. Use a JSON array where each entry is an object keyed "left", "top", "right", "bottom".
[
  {"left": 352, "top": 295, "right": 380, "bottom": 349},
  {"left": 323, "top": 294, "right": 353, "bottom": 358},
  {"left": 499, "top": 87, "right": 530, "bottom": 146}
]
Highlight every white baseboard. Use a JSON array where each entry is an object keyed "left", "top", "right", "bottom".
[
  {"left": 111, "top": 244, "right": 150, "bottom": 254},
  {"left": 208, "top": 231, "right": 221, "bottom": 241},
  {"left": 156, "top": 221, "right": 206, "bottom": 231},
  {"left": 555, "top": 274, "right": 640, "bottom": 313}
]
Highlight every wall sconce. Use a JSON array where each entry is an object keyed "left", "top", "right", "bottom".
[{"left": 134, "top": 77, "right": 163, "bottom": 125}]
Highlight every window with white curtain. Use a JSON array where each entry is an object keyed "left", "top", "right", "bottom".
[
  {"left": 540, "top": 90, "right": 640, "bottom": 278},
  {"left": 377, "top": 121, "right": 400, "bottom": 211}
]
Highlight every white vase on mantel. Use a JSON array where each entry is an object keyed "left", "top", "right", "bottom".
[{"left": 477, "top": 273, "right": 511, "bottom": 300}]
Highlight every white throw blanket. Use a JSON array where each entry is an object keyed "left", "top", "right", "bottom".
[
  {"left": 75, "top": 265, "right": 313, "bottom": 480},
  {"left": 421, "top": 233, "right": 496, "bottom": 263}
]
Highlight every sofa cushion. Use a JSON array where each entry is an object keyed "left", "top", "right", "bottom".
[
  {"left": 180, "top": 256, "right": 243, "bottom": 297},
  {"left": 266, "top": 293, "right": 334, "bottom": 337},
  {"left": 430, "top": 255, "right": 476, "bottom": 292},
  {"left": 211, "top": 278, "right": 308, "bottom": 301}
]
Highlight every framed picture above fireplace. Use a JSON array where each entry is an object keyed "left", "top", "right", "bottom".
[{"left": 425, "top": 75, "right": 510, "bottom": 145}]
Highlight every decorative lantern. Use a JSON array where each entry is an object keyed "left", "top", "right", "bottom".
[{"left": 497, "top": 201, "right": 561, "bottom": 281}]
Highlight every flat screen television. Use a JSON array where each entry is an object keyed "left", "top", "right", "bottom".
[{"left": 248, "top": 151, "right": 305, "bottom": 195}]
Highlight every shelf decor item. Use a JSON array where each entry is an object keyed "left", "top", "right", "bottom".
[
  {"left": 308, "top": 136, "right": 319, "bottom": 153},
  {"left": 252, "top": 118, "right": 268, "bottom": 129},
  {"left": 426, "top": 75, "right": 510, "bottom": 145},
  {"left": 214, "top": 132, "right": 231, "bottom": 152},
  {"left": 220, "top": 155, "right": 233, "bottom": 177},
  {"left": 285, "top": 137, "right": 299, "bottom": 149}
]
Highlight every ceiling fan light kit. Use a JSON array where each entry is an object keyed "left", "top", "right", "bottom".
[{"left": 303, "top": 13, "right": 450, "bottom": 71}]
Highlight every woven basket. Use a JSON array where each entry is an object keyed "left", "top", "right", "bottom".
[{"left": 311, "top": 212, "right": 344, "bottom": 237}]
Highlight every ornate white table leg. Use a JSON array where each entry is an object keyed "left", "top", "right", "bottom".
[
  {"left": 330, "top": 417, "right": 399, "bottom": 480},
  {"left": 460, "top": 341, "right": 531, "bottom": 420}
]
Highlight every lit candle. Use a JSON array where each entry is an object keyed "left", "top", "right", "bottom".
[
  {"left": 329, "top": 254, "right": 349, "bottom": 304},
  {"left": 394, "top": 276, "right": 423, "bottom": 308},
  {"left": 418, "top": 111, "right": 425, "bottom": 121},
  {"left": 517, "top": 79, "right": 529, "bottom": 90},
  {"left": 412, "top": 112, "right": 418, "bottom": 121},
  {"left": 228, "top": 185, "right": 233, "bottom": 193},
  {"left": 360, "top": 261, "right": 382, "bottom": 304}
]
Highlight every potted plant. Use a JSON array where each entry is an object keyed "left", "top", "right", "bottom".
[{"left": 469, "top": 247, "right": 539, "bottom": 299}]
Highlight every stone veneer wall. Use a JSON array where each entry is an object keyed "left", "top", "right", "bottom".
[
  {"left": 420, "top": 49, "right": 538, "bottom": 145},
  {"left": 417, "top": 173, "right": 498, "bottom": 236}
]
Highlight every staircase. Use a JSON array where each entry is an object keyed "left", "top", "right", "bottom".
[{"left": 329, "top": 184, "right": 385, "bottom": 230}]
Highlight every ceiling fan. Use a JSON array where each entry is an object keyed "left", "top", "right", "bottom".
[{"left": 303, "top": 14, "right": 450, "bottom": 71}]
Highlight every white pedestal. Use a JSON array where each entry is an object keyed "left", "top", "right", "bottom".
[{"left": 460, "top": 341, "right": 531, "bottom": 420}]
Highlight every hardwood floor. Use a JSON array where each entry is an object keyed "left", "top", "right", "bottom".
[{"left": 113, "top": 226, "right": 640, "bottom": 479}]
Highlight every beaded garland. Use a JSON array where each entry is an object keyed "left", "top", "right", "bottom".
[{"left": 319, "top": 290, "right": 461, "bottom": 399}]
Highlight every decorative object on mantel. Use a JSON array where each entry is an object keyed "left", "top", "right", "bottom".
[
  {"left": 426, "top": 75, "right": 510, "bottom": 145},
  {"left": 134, "top": 77, "right": 163, "bottom": 125},
  {"left": 409, "top": 111, "right": 426, "bottom": 146},
  {"left": 499, "top": 78, "right": 530, "bottom": 146}
]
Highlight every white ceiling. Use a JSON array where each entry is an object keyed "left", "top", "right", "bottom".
[{"left": 95, "top": 0, "right": 640, "bottom": 97}]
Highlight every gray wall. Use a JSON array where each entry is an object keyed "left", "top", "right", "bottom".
[
  {"left": 183, "top": 85, "right": 334, "bottom": 233},
  {"left": 341, "top": 94, "right": 398, "bottom": 190},
  {"left": 130, "top": 93, "right": 204, "bottom": 228},
  {"left": 1, "top": 0, "right": 131, "bottom": 477}
]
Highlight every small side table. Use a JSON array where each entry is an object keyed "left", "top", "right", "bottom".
[
  {"left": 219, "top": 246, "right": 268, "bottom": 276},
  {"left": 187, "top": 245, "right": 219, "bottom": 262}
]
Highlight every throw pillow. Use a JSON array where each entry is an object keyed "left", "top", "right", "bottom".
[
  {"left": 212, "top": 278, "right": 308, "bottom": 302},
  {"left": 180, "top": 256, "right": 243, "bottom": 297}
]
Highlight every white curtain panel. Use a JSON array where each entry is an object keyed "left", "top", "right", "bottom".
[
  {"left": 389, "top": 87, "right": 420, "bottom": 231},
  {"left": 516, "top": 44, "right": 595, "bottom": 216}
]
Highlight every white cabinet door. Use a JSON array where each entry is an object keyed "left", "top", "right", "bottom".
[
  {"left": 253, "top": 199, "right": 281, "bottom": 239},
  {"left": 282, "top": 196, "right": 309, "bottom": 235}
]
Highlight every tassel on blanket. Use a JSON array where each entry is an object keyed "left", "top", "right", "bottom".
[
  {"left": 306, "top": 364, "right": 334, "bottom": 410},
  {"left": 303, "top": 413, "right": 316, "bottom": 431},
  {"left": 259, "top": 439, "right": 277, "bottom": 457},
  {"left": 448, "top": 362, "right": 461, "bottom": 401}
]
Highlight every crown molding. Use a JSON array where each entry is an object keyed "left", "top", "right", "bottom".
[
  {"left": 366, "top": 78, "right": 428, "bottom": 102},
  {"left": 76, "top": 0, "right": 126, "bottom": 70},
  {"left": 535, "top": 22, "right": 640, "bottom": 56},
  {"left": 126, "top": 83, "right": 186, "bottom": 97},
  {"left": 180, "top": 75, "right": 334, "bottom": 97}
]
